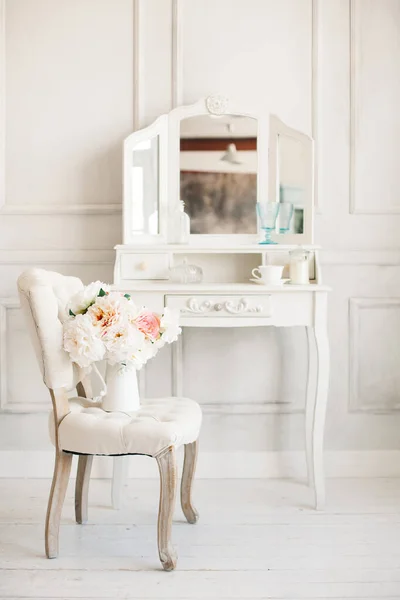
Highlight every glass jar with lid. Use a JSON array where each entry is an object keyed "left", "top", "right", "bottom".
[
  {"left": 169, "top": 258, "right": 203, "bottom": 284},
  {"left": 289, "top": 247, "right": 310, "bottom": 285}
]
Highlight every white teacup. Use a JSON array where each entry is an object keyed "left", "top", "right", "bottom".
[{"left": 251, "top": 265, "right": 284, "bottom": 284}]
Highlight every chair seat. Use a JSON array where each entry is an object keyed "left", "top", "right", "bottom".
[{"left": 50, "top": 397, "right": 202, "bottom": 457}]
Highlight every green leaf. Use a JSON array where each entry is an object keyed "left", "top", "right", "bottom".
[
  {"left": 124, "top": 293, "right": 131, "bottom": 300},
  {"left": 68, "top": 309, "right": 75, "bottom": 317},
  {"left": 98, "top": 288, "right": 107, "bottom": 297}
]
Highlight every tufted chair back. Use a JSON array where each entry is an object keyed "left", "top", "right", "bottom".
[{"left": 17, "top": 268, "right": 84, "bottom": 392}]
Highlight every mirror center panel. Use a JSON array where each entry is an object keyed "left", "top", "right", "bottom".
[{"left": 179, "top": 114, "right": 258, "bottom": 235}]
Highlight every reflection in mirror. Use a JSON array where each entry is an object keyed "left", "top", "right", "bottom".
[
  {"left": 277, "top": 134, "right": 307, "bottom": 234},
  {"left": 130, "top": 136, "right": 159, "bottom": 235},
  {"left": 180, "top": 115, "right": 258, "bottom": 234}
]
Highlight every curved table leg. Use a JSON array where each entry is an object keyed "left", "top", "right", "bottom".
[
  {"left": 305, "top": 326, "right": 317, "bottom": 488},
  {"left": 305, "top": 295, "right": 330, "bottom": 510}
]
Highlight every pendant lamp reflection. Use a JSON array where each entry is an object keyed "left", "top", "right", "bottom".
[{"left": 220, "top": 143, "right": 243, "bottom": 165}]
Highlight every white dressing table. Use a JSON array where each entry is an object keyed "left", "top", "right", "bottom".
[{"left": 112, "top": 96, "right": 330, "bottom": 509}]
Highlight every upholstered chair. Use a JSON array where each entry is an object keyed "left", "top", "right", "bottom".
[{"left": 17, "top": 268, "right": 202, "bottom": 571}]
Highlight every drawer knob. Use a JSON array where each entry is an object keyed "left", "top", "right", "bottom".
[{"left": 136, "top": 261, "right": 147, "bottom": 271}]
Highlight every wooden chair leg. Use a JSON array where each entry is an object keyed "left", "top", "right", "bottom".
[
  {"left": 45, "top": 450, "right": 72, "bottom": 559},
  {"left": 181, "top": 440, "right": 199, "bottom": 524},
  {"left": 75, "top": 455, "right": 93, "bottom": 524},
  {"left": 156, "top": 447, "right": 177, "bottom": 571}
]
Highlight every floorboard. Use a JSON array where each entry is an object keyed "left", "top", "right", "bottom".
[{"left": 0, "top": 478, "right": 399, "bottom": 598}]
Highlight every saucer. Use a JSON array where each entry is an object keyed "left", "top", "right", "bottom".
[{"left": 250, "top": 278, "right": 289, "bottom": 286}]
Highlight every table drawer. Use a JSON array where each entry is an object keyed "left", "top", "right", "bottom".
[
  {"left": 165, "top": 294, "right": 272, "bottom": 317},
  {"left": 120, "top": 253, "right": 169, "bottom": 280}
]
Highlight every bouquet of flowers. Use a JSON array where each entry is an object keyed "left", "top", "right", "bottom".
[{"left": 63, "top": 281, "right": 181, "bottom": 371}]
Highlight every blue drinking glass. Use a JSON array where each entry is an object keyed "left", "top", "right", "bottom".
[
  {"left": 278, "top": 202, "right": 294, "bottom": 234},
  {"left": 257, "top": 202, "right": 279, "bottom": 245}
]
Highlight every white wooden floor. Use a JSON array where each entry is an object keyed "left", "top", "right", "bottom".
[{"left": 0, "top": 476, "right": 400, "bottom": 599}]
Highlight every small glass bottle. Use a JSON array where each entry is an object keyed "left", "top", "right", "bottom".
[
  {"left": 289, "top": 248, "right": 310, "bottom": 284},
  {"left": 173, "top": 201, "right": 190, "bottom": 244}
]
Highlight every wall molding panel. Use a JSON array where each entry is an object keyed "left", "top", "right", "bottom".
[
  {"left": 0, "top": 249, "right": 115, "bottom": 265},
  {"left": 0, "top": 0, "right": 5, "bottom": 211},
  {"left": 349, "top": 297, "right": 400, "bottom": 412},
  {"left": 0, "top": 0, "right": 139, "bottom": 216},
  {"left": 321, "top": 250, "right": 400, "bottom": 266},
  {"left": 349, "top": 0, "right": 400, "bottom": 215},
  {"left": 0, "top": 298, "right": 47, "bottom": 413},
  {"left": 311, "top": 0, "right": 320, "bottom": 213},
  {"left": 133, "top": 0, "right": 141, "bottom": 130},
  {"left": 171, "top": 0, "right": 183, "bottom": 109},
  {"left": 349, "top": 0, "right": 357, "bottom": 214},
  {"left": 1, "top": 204, "right": 122, "bottom": 216}
]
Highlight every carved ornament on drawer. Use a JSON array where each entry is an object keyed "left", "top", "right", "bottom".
[{"left": 181, "top": 297, "right": 264, "bottom": 315}]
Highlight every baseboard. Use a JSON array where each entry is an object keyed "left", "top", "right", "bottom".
[{"left": 1, "top": 450, "right": 400, "bottom": 479}]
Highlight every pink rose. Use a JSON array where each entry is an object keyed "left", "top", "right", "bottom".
[{"left": 135, "top": 310, "right": 161, "bottom": 340}]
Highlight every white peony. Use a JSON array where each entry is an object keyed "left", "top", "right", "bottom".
[
  {"left": 63, "top": 313, "right": 105, "bottom": 368},
  {"left": 126, "top": 352, "right": 147, "bottom": 370},
  {"left": 159, "top": 307, "right": 182, "bottom": 344},
  {"left": 66, "top": 281, "right": 109, "bottom": 316},
  {"left": 104, "top": 323, "right": 146, "bottom": 365},
  {"left": 87, "top": 292, "right": 128, "bottom": 335},
  {"left": 133, "top": 339, "right": 159, "bottom": 367}
]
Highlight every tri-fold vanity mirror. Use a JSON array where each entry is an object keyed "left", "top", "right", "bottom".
[
  {"left": 122, "top": 95, "right": 313, "bottom": 246},
  {"left": 115, "top": 94, "right": 317, "bottom": 288}
]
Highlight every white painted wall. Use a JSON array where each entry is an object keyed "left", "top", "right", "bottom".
[
  {"left": 2, "top": 0, "right": 400, "bottom": 476},
  {"left": 0, "top": 0, "right": 129, "bottom": 439}
]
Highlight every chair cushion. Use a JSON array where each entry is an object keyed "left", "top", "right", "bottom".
[{"left": 49, "top": 397, "right": 202, "bottom": 457}]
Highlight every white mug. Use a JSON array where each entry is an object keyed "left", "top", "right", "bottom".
[{"left": 251, "top": 265, "right": 284, "bottom": 284}]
